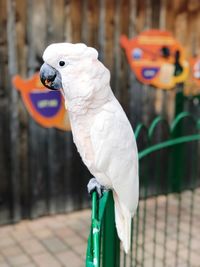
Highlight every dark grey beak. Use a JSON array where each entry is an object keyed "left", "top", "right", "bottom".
[{"left": 40, "top": 63, "right": 62, "bottom": 90}]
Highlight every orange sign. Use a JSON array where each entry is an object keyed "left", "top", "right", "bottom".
[
  {"left": 12, "top": 73, "right": 70, "bottom": 131},
  {"left": 184, "top": 56, "right": 200, "bottom": 96},
  {"left": 120, "top": 30, "right": 189, "bottom": 90}
]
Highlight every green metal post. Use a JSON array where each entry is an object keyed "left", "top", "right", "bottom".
[
  {"left": 92, "top": 192, "right": 100, "bottom": 267},
  {"left": 170, "top": 133, "right": 183, "bottom": 192},
  {"left": 172, "top": 87, "right": 184, "bottom": 192},
  {"left": 170, "top": 114, "right": 184, "bottom": 192},
  {"left": 174, "top": 84, "right": 184, "bottom": 117},
  {"left": 102, "top": 192, "right": 120, "bottom": 267}
]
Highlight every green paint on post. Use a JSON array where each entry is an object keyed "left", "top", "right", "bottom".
[
  {"left": 174, "top": 86, "right": 184, "bottom": 117},
  {"left": 102, "top": 192, "right": 120, "bottom": 267}
]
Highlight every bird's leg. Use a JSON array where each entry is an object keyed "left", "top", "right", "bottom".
[{"left": 87, "top": 178, "right": 106, "bottom": 198}]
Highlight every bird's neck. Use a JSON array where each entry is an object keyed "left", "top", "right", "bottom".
[{"left": 64, "top": 85, "right": 113, "bottom": 116}]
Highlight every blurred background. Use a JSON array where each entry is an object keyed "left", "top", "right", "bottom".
[
  {"left": 1, "top": 0, "right": 200, "bottom": 266},
  {"left": 1, "top": 0, "right": 200, "bottom": 223}
]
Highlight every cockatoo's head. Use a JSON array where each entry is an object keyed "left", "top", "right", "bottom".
[
  {"left": 40, "top": 43, "right": 111, "bottom": 113},
  {"left": 40, "top": 43, "right": 99, "bottom": 92}
]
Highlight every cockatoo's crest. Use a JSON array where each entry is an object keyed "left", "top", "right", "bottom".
[
  {"left": 41, "top": 43, "right": 110, "bottom": 111},
  {"left": 43, "top": 43, "right": 98, "bottom": 69}
]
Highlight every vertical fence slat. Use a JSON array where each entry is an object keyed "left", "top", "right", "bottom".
[
  {"left": 7, "top": 0, "right": 21, "bottom": 223},
  {"left": 112, "top": 0, "right": 121, "bottom": 99},
  {"left": 118, "top": 0, "right": 130, "bottom": 115},
  {"left": 45, "top": 0, "right": 58, "bottom": 215},
  {"left": 0, "top": 1, "right": 11, "bottom": 224},
  {"left": 81, "top": 0, "right": 88, "bottom": 43},
  {"left": 71, "top": 0, "right": 82, "bottom": 43},
  {"left": 87, "top": 0, "right": 99, "bottom": 48},
  {"left": 63, "top": 1, "right": 72, "bottom": 42},
  {"left": 98, "top": 0, "right": 105, "bottom": 62},
  {"left": 128, "top": 0, "right": 143, "bottom": 126},
  {"left": 26, "top": 0, "right": 49, "bottom": 218}
]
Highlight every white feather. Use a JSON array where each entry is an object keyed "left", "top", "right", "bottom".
[{"left": 42, "top": 43, "right": 139, "bottom": 253}]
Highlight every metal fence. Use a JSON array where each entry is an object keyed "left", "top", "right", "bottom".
[{"left": 86, "top": 112, "right": 200, "bottom": 267}]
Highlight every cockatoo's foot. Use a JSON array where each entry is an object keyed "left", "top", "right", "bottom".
[{"left": 87, "top": 178, "right": 105, "bottom": 198}]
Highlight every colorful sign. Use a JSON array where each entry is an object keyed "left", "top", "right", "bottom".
[
  {"left": 120, "top": 30, "right": 189, "bottom": 90},
  {"left": 184, "top": 56, "right": 200, "bottom": 96},
  {"left": 12, "top": 73, "right": 70, "bottom": 131}
]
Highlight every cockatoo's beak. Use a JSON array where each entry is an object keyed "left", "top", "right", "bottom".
[{"left": 40, "top": 63, "right": 62, "bottom": 90}]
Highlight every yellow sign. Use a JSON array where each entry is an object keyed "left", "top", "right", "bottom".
[{"left": 184, "top": 56, "right": 200, "bottom": 96}]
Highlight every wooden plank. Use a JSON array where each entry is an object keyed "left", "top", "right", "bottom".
[
  {"left": 6, "top": 0, "right": 21, "bottom": 222},
  {"left": 26, "top": 0, "right": 49, "bottom": 219},
  {"left": 62, "top": 2, "right": 77, "bottom": 213},
  {"left": 71, "top": 0, "right": 82, "bottom": 42},
  {"left": 50, "top": 131, "right": 71, "bottom": 213},
  {"left": 45, "top": 0, "right": 59, "bottom": 215},
  {"left": 152, "top": 0, "right": 161, "bottom": 28},
  {"left": 128, "top": 0, "right": 143, "bottom": 126},
  {"left": 63, "top": 0, "right": 72, "bottom": 42},
  {"left": 142, "top": 0, "right": 156, "bottom": 126},
  {"left": 115, "top": 1, "right": 130, "bottom": 105},
  {"left": 87, "top": 0, "right": 99, "bottom": 48},
  {"left": 0, "top": 101, "right": 12, "bottom": 224},
  {"left": 135, "top": 0, "right": 146, "bottom": 33},
  {"left": 145, "top": 0, "right": 152, "bottom": 29},
  {"left": 0, "top": 0, "right": 8, "bottom": 97},
  {"left": 154, "top": 0, "right": 166, "bottom": 118},
  {"left": 52, "top": 0, "right": 65, "bottom": 42},
  {"left": 15, "top": 0, "right": 27, "bottom": 76},
  {"left": 98, "top": 0, "right": 106, "bottom": 61},
  {"left": 0, "top": 1, "right": 12, "bottom": 224},
  {"left": 104, "top": 0, "right": 115, "bottom": 70},
  {"left": 128, "top": 0, "right": 157, "bottom": 127},
  {"left": 116, "top": 0, "right": 130, "bottom": 112},
  {"left": 81, "top": 0, "right": 88, "bottom": 43},
  {"left": 29, "top": 0, "right": 47, "bottom": 60},
  {"left": 43, "top": 5, "right": 69, "bottom": 212},
  {"left": 14, "top": 0, "right": 30, "bottom": 220},
  {"left": 111, "top": 0, "right": 121, "bottom": 98}
]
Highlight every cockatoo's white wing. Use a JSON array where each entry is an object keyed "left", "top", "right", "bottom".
[
  {"left": 90, "top": 98, "right": 139, "bottom": 214},
  {"left": 90, "top": 98, "right": 139, "bottom": 252}
]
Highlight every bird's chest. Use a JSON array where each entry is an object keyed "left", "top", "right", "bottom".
[
  {"left": 68, "top": 110, "right": 113, "bottom": 188},
  {"left": 69, "top": 114, "right": 95, "bottom": 168}
]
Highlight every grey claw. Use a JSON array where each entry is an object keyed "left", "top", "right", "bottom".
[{"left": 87, "top": 178, "right": 104, "bottom": 198}]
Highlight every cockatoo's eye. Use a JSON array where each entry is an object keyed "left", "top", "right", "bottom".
[{"left": 59, "top": 60, "right": 66, "bottom": 67}]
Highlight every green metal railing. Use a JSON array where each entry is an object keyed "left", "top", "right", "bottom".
[
  {"left": 86, "top": 191, "right": 120, "bottom": 267},
  {"left": 86, "top": 112, "right": 200, "bottom": 267}
]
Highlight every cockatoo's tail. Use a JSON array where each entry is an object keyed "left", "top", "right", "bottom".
[{"left": 40, "top": 42, "right": 139, "bottom": 253}]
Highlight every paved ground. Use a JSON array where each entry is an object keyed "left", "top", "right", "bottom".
[
  {"left": 0, "top": 210, "right": 91, "bottom": 267},
  {"left": 0, "top": 188, "right": 199, "bottom": 267},
  {"left": 126, "top": 188, "right": 200, "bottom": 267}
]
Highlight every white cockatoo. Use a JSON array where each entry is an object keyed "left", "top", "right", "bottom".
[{"left": 40, "top": 43, "right": 139, "bottom": 253}]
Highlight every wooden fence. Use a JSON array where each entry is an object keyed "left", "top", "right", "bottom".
[{"left": 1, "top": 0, "right": 200, "bottom": 224}]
